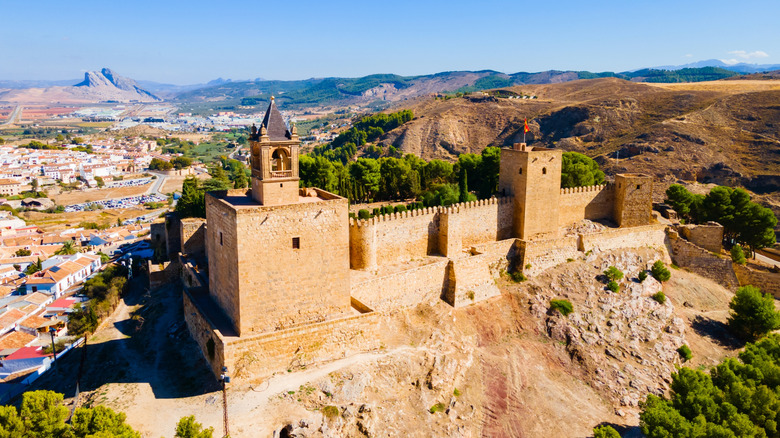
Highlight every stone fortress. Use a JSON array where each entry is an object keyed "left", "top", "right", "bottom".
[{"left": 177, "top": 99, "right": 672, "bottom": 380}]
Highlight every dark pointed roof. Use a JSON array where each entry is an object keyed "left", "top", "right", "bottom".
[{"left": 261, "top": 97, "right": 291, "bottom": 141}]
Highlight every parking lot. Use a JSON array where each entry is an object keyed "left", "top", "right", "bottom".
[{"left": 64, "top": 194, "right": 167, "bottom": 212}]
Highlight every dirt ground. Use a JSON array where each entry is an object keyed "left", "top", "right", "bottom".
[
  {"left": 52, "top": 183, "right": 151, "bottom": 206},
  {"left": 159, "top": 173, "right": 209, "bottom": 195},
  {"left": 21, "top": 208, "right": 152, "bottom": 232},
  {"left": 25, "top": 248, "right": 745, "bottom": 438}
]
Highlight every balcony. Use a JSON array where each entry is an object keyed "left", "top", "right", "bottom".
[{"left": 270, "top": 170, "right": 293, "bottom": 178}]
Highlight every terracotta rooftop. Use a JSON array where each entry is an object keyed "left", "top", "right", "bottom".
[
  {"left": 0, "top": 331, "right": 36, "bottom": 350},
  {"left": 0, "top": 309, "right": 26, "bottom": 328}
]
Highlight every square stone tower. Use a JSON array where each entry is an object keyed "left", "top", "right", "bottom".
[
  {"left": 205, "top": 98, "right": 351, "bottom": 336},
  {"left": 498, "top": 143, "right": 562, "bottom": 240},
  {"left": 249, "top": 97, "right": 300, "bottom": 206},
  {"left": 613, "top": 173, "right": 653, "bottom": 227}
]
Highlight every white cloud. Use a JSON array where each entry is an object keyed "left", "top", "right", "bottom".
[
  {"left": 684, "top": 54, "right": 693, "bottom": 58},
  {"left": 727, "top": 50, "right": 769, "bottom": 60}
]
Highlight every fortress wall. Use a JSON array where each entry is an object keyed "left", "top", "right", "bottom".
[
  {"left": 180, "top": 218, "right": 206, "bottom": 257},
  {"left": 678, "top": 222, "right": 723, "bottom": 253},
  {"left": 520, "top": 236, "right": 580, "bottom": 276},
  {"left": 443, "top": 253, "right": 502, "bottom": 307},
  {"left": 450, "top": 197, "right": 513, "bottom": 248},
  {"left": 558, "top": 185, "right": 614, "bottom": 228},
  {"left": 350, "top": 208, "right": 440, "bottom": 269},
  {"left": 222, "top": 311, "right": 388, "bottom": 382},
  {"left": 183, "top": 290, "right": 227, "bottom": 379},
  {"left": 349, "top": 197, "right": 512, "bottom": 269},
  {"left": 580, "top": 224, "right": 668, "bottom": 253},
  {"left": 734, "top": 265, "right": 780, "bottom": 298},
  {"left": 667, "top": 229, "right": 738, "bottom": 290},
  {"left": 204, "top": 196, "right": 241, "bottom": 334},
  {"left": 350, "top": 259, "right": 449, "bottom": 312}
]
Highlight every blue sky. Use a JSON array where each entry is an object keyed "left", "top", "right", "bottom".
[{"left": 1, "top": 0, "right": 778, "bottom": 84}]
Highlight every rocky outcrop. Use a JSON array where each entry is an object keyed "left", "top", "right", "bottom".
[{"left": 75, "top": 68, "right": 160, "bottom": 102}]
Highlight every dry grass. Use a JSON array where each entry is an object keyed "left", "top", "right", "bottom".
[
  {"left": 21, "top": 208, "right": 148, "bottom": 232},
  {"left": 53, "top": 184, "right": 150, "bottom": 206},
  {"left": 159, "top": 173, "right": 208, "bottom": 194},
  {"left": 646, "top": 79, "right": 780, "bottom": 93}
]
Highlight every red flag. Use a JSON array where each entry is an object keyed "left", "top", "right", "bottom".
[{"left": 524, "top": 119, "right": 530, "bottom": 133}]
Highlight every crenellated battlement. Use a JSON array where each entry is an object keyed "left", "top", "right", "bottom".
[
  {"left": 560, "top": 183, "right": 612, "bottom": 195},
  {"left": 349, "top": 196, "right": 511, "bottom": 227}
]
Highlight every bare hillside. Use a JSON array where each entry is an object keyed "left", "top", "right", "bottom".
[{"left": 380, "top": 78, "right": 780, "bottom": 192}]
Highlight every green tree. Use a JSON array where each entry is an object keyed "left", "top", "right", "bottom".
[
  {"left": 71, "top": 405, "right": 140, "bottom": 438},
  {"left": 55, "top": 240, "right": 79, "bottom": 255},
  {"left": 25, "top": 258, "right": 42, "bottom": 275},
  {"left": 149, "top": 158, "right": 174, "bottom": 171},
  {"left": 651, "top": 260, "right": 671, "bottom": 282},
  {"left": 561, "top": 151, "right": 605, "bottom": 188},
  {"left": 94, "top": 176, "right": 105, "bottom": 188},
  {"left": 728, "top": 285, "right": 780, "bottom": 341},
  {"left": 176, "top": 176, "right": 206, "bottom": 218},
  {"left": 550, "top": 299, "right": 574, "bottom": 316},
  {"left": 171, "top": 156, "right": 193, "bottom": 170},
  {"left": 730, "top": 244, "right": 747, "bottom": 265},
  {"left": 593, "top": 425, "right": 621, "bottom": 438},
  {"left": 14, "top": 248, "right": 30, "bottom": 257},
  {"left": 665, "top": 184, "right": 695, "bottom": 222},
  {"left": 603, "top": 266, "right": 624, "bottom": 281},
  {"left": 174, "top": 416, "right": 214, "bottom": 438},
  {"left": 0, "top": 405, "right": 24, "bottom": 437},
  {"left": 458, "top": 164, "right": 468, "bottom": 203},
  {"left": 20, "top": 390, "right": 69, "bottom": 438}
]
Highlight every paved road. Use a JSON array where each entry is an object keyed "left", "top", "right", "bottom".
[
  {"left": 145, "top": 172, "right": 168, "bottom": 195},
  {"left": 0, "top": 106, "right": 22, "bottom": 126},
  {"left": 755, "top": 252, "right": 780, "bottom": 268}
]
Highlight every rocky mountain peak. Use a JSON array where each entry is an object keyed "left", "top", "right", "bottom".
[{"left": 75, "top": 68, "right": 160, "bottom": 101}]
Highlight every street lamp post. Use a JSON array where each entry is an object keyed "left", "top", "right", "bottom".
[
  {"left": 49, "top": 326, "right": 57, "bottom": 373},
  {"left": 220, "top": 366, "right": 230, "bottom": 438}
]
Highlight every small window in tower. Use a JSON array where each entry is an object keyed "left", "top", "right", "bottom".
[
  {"left": 280, "top": 183, "right": 283, "bottom": 187},
  {"left": 219, "top": 232, "right": 223, "bottom": 246},
  {"left": 292, "top": 237, "right": 300, "bottom": 249},
  {"left": 636, "top": 184, "right": 641, "bottom": 190},
  {"left": 518, "top": 167, "right": 523, "bottom": 175},
  {"left": 542, "top": 167, "right": 547, "bottom": 175}
]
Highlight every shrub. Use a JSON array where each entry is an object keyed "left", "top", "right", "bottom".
[
  {"left": 371, "top": 208, "right": 380, "bottom": 216},
  {"left": 14, "top": 248, "right": 31, "bottom": 257},
  {"left": 607, "top": 280, "right": 620, "bottom": 293},
  {"left": 174, "top": 415, "right": 213, "bottom": 438},
  {"left": 638, "top": 271, "right": 648, "bottom": 283},
  {"left": 728, "top": 285, "right": 780, "bottom": 341},
  {"left": 429, "top": 403, "right": 446, "bottom": 414},
  {"left": 357, "top": 209, "right": 370, "bottom": 220},
  {"left": 467, "top": 290, "right": 475, "bottom": 300},
  {"left": 731, "top": 244, "right": 747, "bottom": 265},
  {"left": 604, "top": 266, "right": 624, "bottom": 281},
  {"left": 322, "top": 405, "right": 340, "bottom": 419},
  {"left": 453, "top": 388, "right": 461, "bottom": 397},
  {"left": 651, "top": 291, "right": 666, "bottom": 305},
  {"left": 550, "top": 299, "right": 573, "bottom": 316},
  {"left": 677, "top": 344, "right": 692, "bottom": 361},
  {"left": 394, "top": 205, "right": 407, "bottom": 213},
  {"left": 651, "top": 260, "right": 671, "bottom": 282},
  {"left": 593, "top": 425, "right": 621, "bottom": 438},
  {"left": 509, "top": 271, "right": 526, "bottom": 283}
]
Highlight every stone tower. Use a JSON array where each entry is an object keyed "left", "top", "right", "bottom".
[
  {"left": 203, "top": 98, "right": 352, "bottom": 336},
  {"left": 498, "top": 143, "right": 562, "bottom": 240},
  {"left": 613, "top": 173, "right": 653, "bottom": 227},
  {"left": 248, "top": 96, "right": 300, "bottom": 206}
]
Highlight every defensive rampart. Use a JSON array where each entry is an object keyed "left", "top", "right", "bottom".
[
  {"left": 350, "top": 259, "right": 450, "bottom": 312},
  {"left": 579, "top": 224, "right": 668, "bottom": 253},
  {"left": 558, "top": 184, "right": 614, "bottom": 228},
  {"left": 348, "top": 197, "right": 512, "bottom": 270},
  {"left": 667, "top": 229, "right": 739, "bottom": 290},
  {"left": 678, "top": 222, "right": 723, "bottom": 253}
]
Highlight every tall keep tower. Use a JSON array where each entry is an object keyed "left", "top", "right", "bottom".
[
  {"left": 498, "top": 143, "right": 562, "bottom": 240},
  {"left": 249, "top": 97, "right": 300, "bottom": 205}
]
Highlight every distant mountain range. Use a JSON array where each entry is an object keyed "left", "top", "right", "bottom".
[
  {"left": 650, "top": 59, "right": 780, "bottom": 74},
  {"left": 1, "top": 61, "right": 778, "bottom": 107},
  {"left": 0, "top": 68, "right": 160, "bottom": 104}
]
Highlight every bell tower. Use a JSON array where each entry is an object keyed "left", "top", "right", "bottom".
[{"left": 248, "top": 97, "right": 300, "bottom": 205}]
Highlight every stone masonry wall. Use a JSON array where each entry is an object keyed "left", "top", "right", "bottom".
[
  {"left": 233, "top": 194, "right": 351, "bottom": 335},
  {"left": 678, "top": 222, "right": 723, "bottom": 253},
  {"left": 580, "top": 224, "right": 668, "bottom": 253},
  {"left": 667, "top": 229, "right": 739, "bottom": 290},
  {"left": 734, "top": 265, "right": 780, "bottom": 298},
  {"left": 558, "top": 185, "right": 614, "bottom": 228},
  {"left": 205, "top": 194, "right": 241, "bottom": 334},
  {"left": 223, "top": 312, "right": 387, "bottom": 381},
  {"left": 349, "top": 197, "right": 511, "bottom": 270},
  {"left": 350, "top": 259, "right": 449, "bottom": 312},
  {"left": 519, "top": 236, "right": 580, "bottom": 276},
  {"left": 183, "top": 289, "right": 227, "bottom": 378},
  {"left": 180, "top": 218, "right": 206, "bottom": 257}
]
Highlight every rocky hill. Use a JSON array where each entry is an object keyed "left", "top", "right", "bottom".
[
  {"left": 0, "top": 68, "right": 160, "bottom": 104},
  {"left": 378, "top": 77, "right": 780, "bottom": 194}
]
